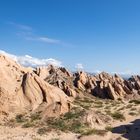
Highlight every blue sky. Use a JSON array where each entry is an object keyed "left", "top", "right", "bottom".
[{"left": 0, "top": 0, "right": 140, "bottom": 74}]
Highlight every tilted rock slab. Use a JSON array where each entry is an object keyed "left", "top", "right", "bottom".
[{"left": 0, "top": 55, "right": 71, "bottom": 120}]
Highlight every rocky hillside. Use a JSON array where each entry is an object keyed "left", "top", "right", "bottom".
[
  {"left": 0, "top": 54, "right": 140, "bottom": 121},
  {"left": 0, "top": 54, "right": 71, "bottom": 121},
  {"left": 36, "top": 65, "right": 140, "bottom": 100},
  {"left": 0, "top": 54, "right": 140, "bottom": 140},
  {"left": 0, "top": 55, "right": 140, "bottom": 121}
]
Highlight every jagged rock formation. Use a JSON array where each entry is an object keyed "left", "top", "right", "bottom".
[
  {"left": 74, "top": 71, "right": 140, "bottom": 100},
  {"left": 0, "top": 55, "right": 71, "bottom": 121},
  {"left": 36, "top": 66, "right": 78, "bottom": 98},
  {"left": 0, "top": 54, "right": 140, "bottom": 121},
  {"left": 34, "top": 66, "right": 140, "bottom": 100},
  {"left": 91, "top": 73, "right": 128, "bottom": 100},
  {"left": 35, "top": 66, "right": 140, "bottom": 100}
]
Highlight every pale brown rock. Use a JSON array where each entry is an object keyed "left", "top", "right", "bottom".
[
  {"left": 0, "top": 54, "right": 71, "bottom": 120},
  {"left": 39, "top": 66, "right": 78, "bottom": 98},
  {"left": 1, "top": 53, "right": 140, "bottom": 122}
]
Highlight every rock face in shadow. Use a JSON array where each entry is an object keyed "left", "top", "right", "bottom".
[
  {"left": 0, "top": 55, "right": 71, "bottom": 121},
  {"left": 112, "top": 119, "right": 140, "bottom": 140}
]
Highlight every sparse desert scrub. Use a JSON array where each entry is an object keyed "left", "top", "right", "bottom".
[
  {"left": 129, "top": 112, "right": 137, "bottom": 116},
  {"left": 46, "top": 108, "right": 86, "bottom": 133},
  {"left": 45, "top": 106, "right": 111, "bottom": 135},
  {"left": 37, "top": 127, "right": 48, "bottom": 135},
  {"left": 81, "top": 129, "right": 107, "bottom": 136},
  {"left": 125, "top": 104, "right": 133, "bottom": 109},
  {"left": 117, "top": 107, "right": 124, "bottom": 111},
  {"left": 130, "top": 107, "right": 137, "bottom": 111},
  {"left": 30, "top": 112, "right": 41, "bottom": 122},
  {"left": 74, "top": 97, "right": 94, "bottom": 109},
  {"left": 63, "top": 109, "right": 85, "bottom": 120},
  {"left": 22, "top": 121, "right": 35, "bottom": 128},
  {"left": 93, "top": 100, "right": 104, "bottom": 108},
  {"left": 129, "top": 100, "right": 140, "bottom": 105},
  {"left": 16, "top": 114, "right": 27, "bottom": 123},
  {"left": 3, "top": 95, "right": 139, "bottom": 139},
  {"left": 32, "top": 138, "right": 42, "bottom": 140},
  {"left": 15, "top": 112, "right": 41, "bottom": 128},
  {"left": 110, "top": 112, "right": 125, "bottom": 121},
  {"left": 105, "top": 126, "right": 113, "bottom": 131},
  {"left": 104, "top": 105, "right": 111, "bottom": 110},
  {"left": 105, "top": 110, "right": 112, "bottom": 116}
]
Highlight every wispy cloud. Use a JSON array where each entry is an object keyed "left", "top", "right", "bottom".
[
  {"left": 8, "top": 22, "right": 32, "bottom": 31},
  {"left": 26, "top": 36, "right": 61, "bottom": 44},
  {"left": 75, "top": 63, "right": 84, "bottom": 70},
  {"left": 38, "top": 37, "right": 60, "bottom": 44},
  {"left": 0, "top": 50, "right": 62, "bottom": 67},
  {"left": 8, "top": 21, "right": 61, "bottom": 44}
]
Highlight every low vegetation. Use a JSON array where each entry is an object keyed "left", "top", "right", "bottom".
[
  {"left": 129, "top": 112, "right": 137, "bottom": 116},
  {"left": 46, "top": 108, "right": 86, "bottom": 133},
  {"left": 6, "top": 95, "right": 140, "bottom": 138},
  {"left": 105, "top": 126, "right": 113, "bottom": 131},
  {"left": 129, "top": 100, "right": 140, "bottom": 105},
  {"left": 37, "top": 127, "right": 48, "bottom": 135},
  {"left": 81, "top": 129, "right": 107, "bottom": 136},
  {"left": 22, "top": 122, "right": 35, "bottom": 128},
  {"left": 110, "top": 112, "right": 125, "bottom": 121},
  {"left": 16, "top": 114, "right": 26, "bottom": 123},
  {"left": 74, "top": 97, "right": 94, "bottom": 109},
  {"left": 30, "top": 113, "right": 41, "bottom": 121}
]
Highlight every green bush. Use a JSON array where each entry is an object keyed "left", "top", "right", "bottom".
[
  {"left": 105, "top": 126, "right": 113, "bottom": 131},
  {"left": 16, "top": 114, "right": 26, "bottom": 123},
  {"left": 129, "top": 112, "right": 137, "bottom": 116},
  {"left": 30, "top": 113, "right": 41, "bottom": 121},
  {"left": 111, "top": 112, "right": 125, "bottom": 121},
  {"left": 129, "top": 100, "right": 140, "bottom": 105},
  {"left": 22, "top": 122, "right": 35, "bottom": 128},
  {"left": 81, "top": 129, "right": 107, "bottom": 136},
  {"left": 37, "top": 127, "right": 48, "bottom": 135}
]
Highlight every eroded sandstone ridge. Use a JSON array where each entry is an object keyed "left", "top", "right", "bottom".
[
  {"left": 0, "top": 55, "right": 70, "bottom": 121},
  {"left": 35, "top": 66, "right": 140, "bottom": 100},
  {"left": 0, "top": 54, "right": 140, "bottom": 121}
]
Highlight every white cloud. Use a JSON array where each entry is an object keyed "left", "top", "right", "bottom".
[
  {"left": 0, "top": 50, "right": 62, "bottom": 67},
  {"left": 8, "top": 22, "right": 32, "bottom": 31},
  {"left": 8, "top": 22, "right": 61, "bottom": 44},
  {"left": 26, "top": 36, "right": 60, "bottom": 44},
  {"left": 75, "top": 63, "right": 84, "bottom": 70},
  {"left": 38, "top": 37, "right": 60, "bottom": 44}
]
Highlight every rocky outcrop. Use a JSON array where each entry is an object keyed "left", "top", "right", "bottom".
[
  {"left": 1, "top": 53, "right": 140, "bottom": 122},
  {"left": 73, "top": 72, "right": 140, "bottom": 100},
  {"left": 0, "top": 55, "right": 71, "bottom": 120},
  {"left": 35, "top": 65, "right": 140, "bottom": 100},
  {"left": 36, "top": 66, "right": 78, "bottom": 98},
  {"left": 91, "top": 73, "right": 126, "bottom": 99}
]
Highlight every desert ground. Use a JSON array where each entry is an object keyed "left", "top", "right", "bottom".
[{"left": 0, "top": 97, "right": 140, "bottom": 140}]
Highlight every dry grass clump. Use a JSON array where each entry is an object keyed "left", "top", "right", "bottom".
[{"left": 111, "top": 112, "right": 125, "bottom": 121}]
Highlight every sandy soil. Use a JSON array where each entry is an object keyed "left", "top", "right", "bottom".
[{"left": 0, "top": 99, "right": 140, "bottom": 140}]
